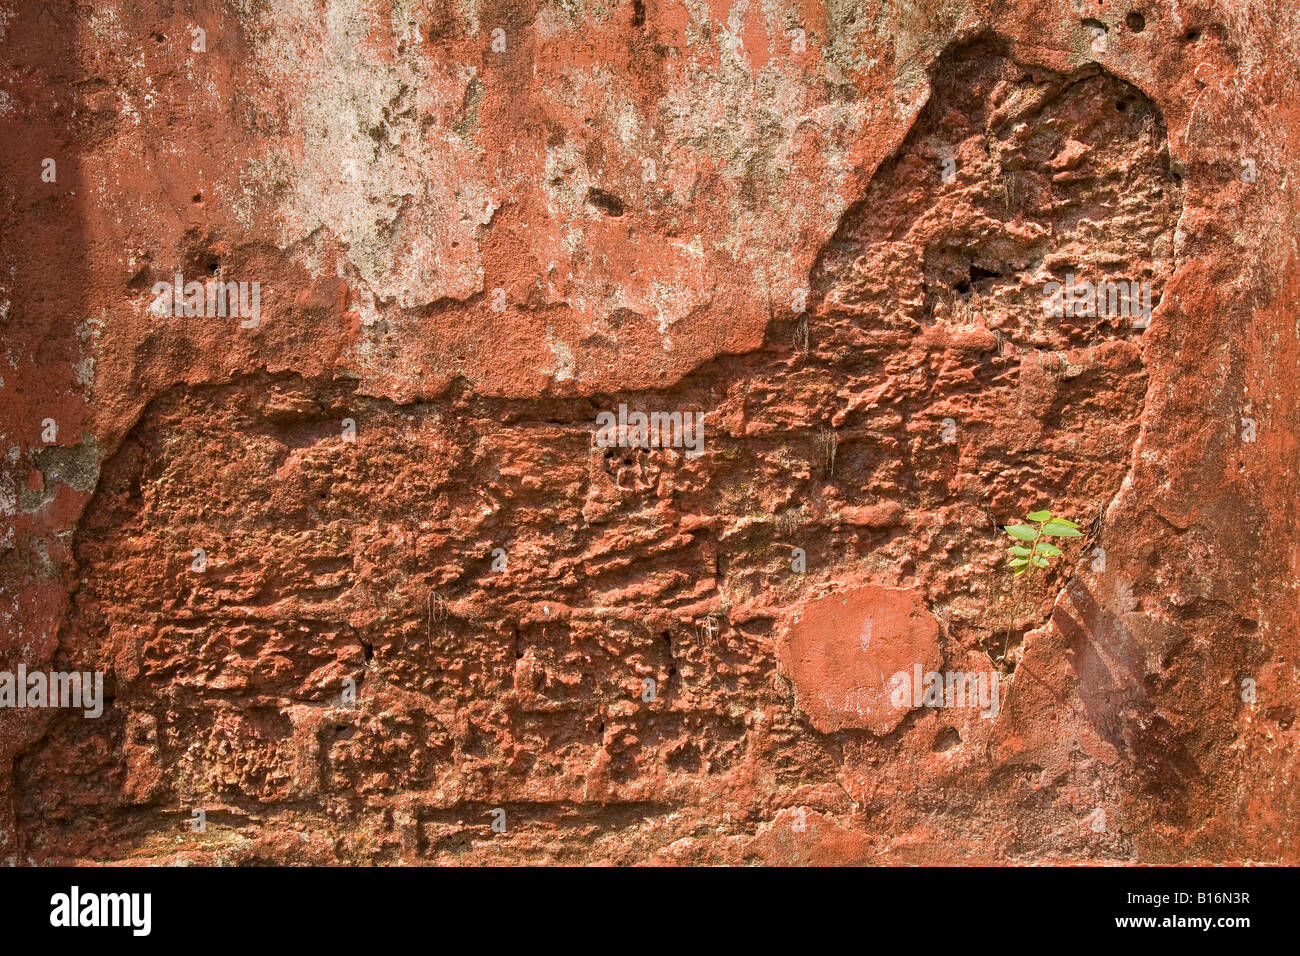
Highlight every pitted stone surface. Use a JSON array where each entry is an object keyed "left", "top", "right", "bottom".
[{"left": 2, "top": 2, "right": 1298, "bottom": 866}]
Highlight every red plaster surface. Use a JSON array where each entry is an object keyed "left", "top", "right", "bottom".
[
  {"left": 778, "top": 583, "right": 941, "bottom": 734},
  {"left": 0, "top": 1, "right": 1298, "bottom": 865}
]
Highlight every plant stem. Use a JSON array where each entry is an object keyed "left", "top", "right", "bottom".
[
  {"left": 1004, "top": 574, "right": 1027, "bottom": 662},
  {"left": 1002, "top": 519, "right": 1044, "bottom": 663}
]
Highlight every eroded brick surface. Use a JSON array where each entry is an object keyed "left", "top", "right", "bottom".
[{"left": 2, "top": 3, "right": 1298, "bottom": 866}]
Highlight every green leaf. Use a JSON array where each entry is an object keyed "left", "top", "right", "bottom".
[
  {"left": 1004, "top": 524, "right": 1037, "bottom": 541},
  {"left": 1034, "top": 542, "right": 1063, "bottom": 556},
  {"left": 1009, "top": 557, "right": 1028, "bottom": 567},
  {"left": 1042, "top": 523, "right": 1083, "bottom": 537},
  {"left": 1008, "top": 545, "right": 1031, "bottom": 556},
  {"left": 1026, "top": 510, "right": 1052, "bottom": 522},
  {"left": 1045, "top": 517, "right": 1079, "bottom": 529},
  {"left": 1031, "top": 554, "right": 1049, "bottom": 567},
  {"left": 1014, "top": 566, "right": 1029, "bottom": 576}
]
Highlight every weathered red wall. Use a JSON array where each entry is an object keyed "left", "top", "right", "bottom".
[{"left": 1, "top": 0, "right": 1297, "bottom": 864}]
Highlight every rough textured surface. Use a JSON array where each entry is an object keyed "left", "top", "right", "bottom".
[{"left": 1, "top": 1, "right": 1298, "bottom": 865}]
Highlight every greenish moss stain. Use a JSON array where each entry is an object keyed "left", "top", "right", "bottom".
[
  {"left": 454, "top": 79, "right": 485, "bottom": 143},
  {"left": 34, "top": 437, "right": 102, "bottom": 495}
]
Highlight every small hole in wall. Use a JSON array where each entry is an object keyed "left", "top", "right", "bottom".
[
  {"left": 362, "top": 642, "right": 373, "bottom": 663},
  {"left": 192, "top": 193, "right": 202, "bottom": 203},
  {"left": 207, "top": 260, "right": 219, "bottom": 275},
  {"left": 1126, "top": 12, "right": 1145, "bottom": 32},
  {"left": 585, "top": 187, "right": 625, "bottom": 217},
  {"left": 1184, "top": 28, "right": 1201, "bottom": 42},
  {"left": 933, "top": 727, "right": 962, "bottom": 752}
]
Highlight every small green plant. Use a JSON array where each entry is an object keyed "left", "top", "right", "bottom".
[{"left": 997, "top": 509, "right": 1082, "bottom": 661}]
